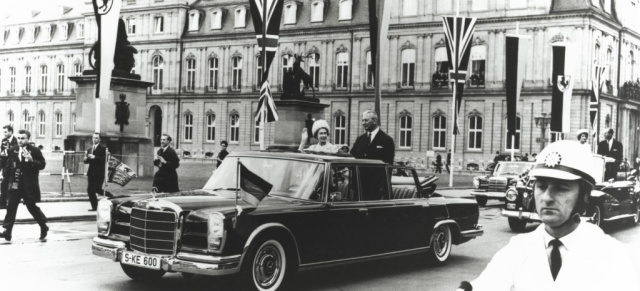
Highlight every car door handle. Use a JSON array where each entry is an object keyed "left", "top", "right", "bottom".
[{"left": 358, "top": 208, "right": 368, "bottom": 215}]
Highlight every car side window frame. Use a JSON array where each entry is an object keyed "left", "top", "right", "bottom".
[{"left": 328, "top": 163, "right": 360, "bottom": 203}]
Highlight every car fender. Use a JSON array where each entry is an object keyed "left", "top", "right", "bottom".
[
  {"left": 432, "top": 219, "right": 461, "bottom": 244},
  {"left": 239, "top": 222, "right": 301, "bottom": 271}
]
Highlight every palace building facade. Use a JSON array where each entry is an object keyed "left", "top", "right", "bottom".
[{"left": 0, "top": 0, "right": 639, "bottom": 168}]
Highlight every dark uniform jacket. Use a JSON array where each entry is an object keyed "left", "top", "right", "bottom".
[
  {"left": 7, "top": 144, "right": 46, "bottom": 202},
  {"left": 153, "top": 146, "right": 180, "bottom": 192},
  {"left": 1, "top": 136, "right": 18, "bottom": 178},
  {"left": 84, "top": 144, "right": 106, "bottom": 179},
  {"left": 597, "top": 139, "right": 623, "bottom": 162},
  {"left": 350, "top": 129, "right": 395, "bottom": 164}
]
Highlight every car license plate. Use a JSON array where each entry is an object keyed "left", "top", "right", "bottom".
[{"left": 122, "top": 251, "right": 162, "bottom": 270}]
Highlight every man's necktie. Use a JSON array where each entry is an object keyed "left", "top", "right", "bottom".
[
  {"left": 367, "top": 132, "right": 371, "bottom": 146},
  {"left": 549, "top": 239, "right": 562, "bottom": 281}
]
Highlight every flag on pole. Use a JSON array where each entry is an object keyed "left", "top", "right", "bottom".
[
  {"left": 249, "top": 0, "right": 283, "bottom": 123},
  {"left": 107, "top": 155, "right": 137, "bottom": 187},
  {"left": 505, "top": 34, "right": 531, "bottom": 140},
  {"left": 590, "top": 65, "right": 607, "bottom": 131},
  {"left": 238, "top": 162, "right": 273, "bottom": 207},
  {"left": 442, "top": 16, "right": 476, "bottom": 135},
  {"left": 368, "top": 0, "right": 391, "bottom": 118},
  {"left": 550, "top": 44, "right": 574, "bottom": 133},
  {"left": 91, "top": 0, "right": 122, "bottom": 100}
]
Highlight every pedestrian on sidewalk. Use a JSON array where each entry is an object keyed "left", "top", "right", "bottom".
[
  {"left": 434, "top": 154, "right": 443, "bottom": 173},
  {"left": 153, "top": 134, "right": 180, "bottom": 193},
  {"left": 216, "top": 140, "right": 229, "bottom": 168},
  {"left": 0, "top": 130, "right": 48, "bottom": 241},
  {"left": 0, "top": 125, "right": 17, "bottom": 209},
  {"left": 84, "top": 133, "right": 107, "bottom": 211}
]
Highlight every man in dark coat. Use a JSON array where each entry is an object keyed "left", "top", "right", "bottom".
[
  {"left": 597, "top": 128, "right": 623, "bottom": 181},
  {"left": 0, "top": 125, "right": 17, "bottom": 209},
  {"left": 0, "top": 130, "right": 48, "bottom": 241},
  {"left": 84, "top": 133, "right": 107, "bottom": 211},
  {"left": 153, "top": 134, "right": 180, "bottom": 192},
  {"left": 350, "top": 110, "right": 395, "bottom": 164}
]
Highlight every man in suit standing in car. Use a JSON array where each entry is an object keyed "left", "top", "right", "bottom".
[
  {"left": 84, "top": 133, "right": 107, "bottom": 211},
  {"left": 0, "top": 130, "right": 48, "bottom": 241},
  {"left": 153, "top": 134, "right": 180, "bottom": 192},
  {"left": 350, "top": 110, "right": 395, "bottom": 164},
  {"left": 0, "top": 125, "right": 18, "bottom": 209},
  {"left": 597, "top": 128, "right": 623, "bottom": 180}
]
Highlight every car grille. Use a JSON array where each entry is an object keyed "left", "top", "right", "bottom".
[
  {"left": 488, "top": 179, "right": 507, "bottom": 192},
  {"left": 130, "top": 208, "right": 177, "bottom": 255}
]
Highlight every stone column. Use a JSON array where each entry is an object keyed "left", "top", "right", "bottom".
[
  {"left": 488, "top": 30, "right": 496, "bottom": 86},
  {"left": 496, "top": 29, "right": 506, "bottom": 87},
  {"left": 353, "top": 37, "right": 362, "bottom": 89}
]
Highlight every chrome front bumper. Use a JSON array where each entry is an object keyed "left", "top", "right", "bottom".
[
  {"left": 91, "top": 237, "right": 241, "bottom": 276},
  {"left": 501, "top": 209, "right": 540, "bottom": 221},
  {"left": 471, "top": 191, "right": 506, "bottom": 199}
]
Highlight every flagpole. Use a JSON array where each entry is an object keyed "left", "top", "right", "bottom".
[
  {"left": 448, "top": 2, "right": 460, "bottom": 188},
  {"left": 235, "top": 158, "right": 240, "bottom": 215},
  {"left": 510, "top": 22, "right": 520, "bottom": 162},
  {"left": 259, "top": 0, "right": 268, "bottom": 151}
]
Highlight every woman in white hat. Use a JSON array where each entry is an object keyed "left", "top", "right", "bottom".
[
  {"left": 298, "top": 120, "right": 338, "bottom": 153},
  {"left": 576, "top": 129, "right": 590, "bottom": 150}
]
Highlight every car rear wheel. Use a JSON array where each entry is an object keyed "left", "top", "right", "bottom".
[
  {"left": 476, "top": 196, "right": 488, "bottom": 207},
  {"left": 427, "top": 224, "right": 452, "bottom": 264},
  {"left": 592, "top": 205, "right": 603, "bottom": 227},
  {"left": 508, "top": 218, "right": 527, "bottom": 232},
  {"left": 241, "top": 237, "right": 293, "bottom": 291},
  {"left": 120, "top": 263, "right": 165, "bottom": 281}
]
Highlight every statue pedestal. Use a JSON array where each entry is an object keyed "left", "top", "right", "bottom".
[
  {"left": 65, "top": 75, "right": 155, "bottom": 177},
  {"left": 272, "top": 100, "right": 329, "bottom": 146}
]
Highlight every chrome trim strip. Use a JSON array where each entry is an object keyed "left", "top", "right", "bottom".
[
  {"left": 460, "top": 228, "right": 484, "bottom": 239},
  {"left": 176, "top": 252, "right": 241, "bottom": 264},
  {"left": 603, "top": 214, "right": 635, "bottom": 221},
  {"left": 470, "top": 191, "right": 506, "bottom": 198},
  {"left": 501, "top": 209, "right": 541, "bottom": 221},
  {"left": 299, "top": 247, "right": 430, "bottom": 270},
  {"left": 241, "top": 223, "right": 301, "bottom": 271},
  {"left": 162, "top": 257, "right": 240, "bottom": 276}
]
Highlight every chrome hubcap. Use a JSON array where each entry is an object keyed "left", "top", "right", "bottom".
[
  {"left": 434, "top": 227, "right": 449, "bottom": 257},
  {"left": 254, "top": 244, "right": 281, "bottom": 288}
]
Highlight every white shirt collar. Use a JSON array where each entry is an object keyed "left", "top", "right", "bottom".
[
  {"left": 368, "top": 127, "right": 380, "bottom": 141},
  {"left": 161, "top": 145, "right": 169, "bottom": 151},
  {"left": 542, "top": 221, "right": 583, "bottom": 252}
]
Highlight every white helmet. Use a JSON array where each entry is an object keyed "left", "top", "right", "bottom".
[{"left": 529, "top": 140, "right": 596, "bottom": 186}]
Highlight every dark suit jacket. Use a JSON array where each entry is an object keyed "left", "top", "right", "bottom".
[
  {"left": 84, "top": 144, "right": 106, "bottom": 180},
  {"left": 0, "top": 136, "right": 18, "bottom": 177},
  {"left": 597, "top": 139, "right": 623, "bottom": 162},
  {"left": 7, "top": 144, "right": 46, "bottom": 202},
  {"left": 153, "top": 146, "right": 180, "bottom": 192},
  {"left": 350, "top": 129, "right": 395, "bottom": 164}
]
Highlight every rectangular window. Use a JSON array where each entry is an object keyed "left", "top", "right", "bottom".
[
  {"left": 184, "top": 114, "right": 193, "bottom": 141},
  {"left": 206, "top": 115, "right": 215, "bottom": 142},
  {"left": 284, "top": 3, "right": 297, "bottom": 24},
  {"left": 154, "top": 16, "right": 164, "bottom": 33},
  {"left": 399, "top": 115, "right": 412, "bottom": 148},
  {"left": 40, "top": 66, "right": 48, "bottom": 92},
  {"left": 211, "top": 10, "right": 222, "bottom": 30},
  {"left": 232, "top": 57, "right": 242, "bottom": 90},
  {"left": 209, "top": 58, "right": 218, "bottom": 90},
  {"left": 39, "top": 113, "right": 45, "bottom": 136},
  {"left": 433, "top": 115, "right": 446, "bottom": 149},
  {"left": 186, "top": 59, "right": 196, "bottom": 91},
  {"left": 309, "top": 54, "right": 320, "bottom": 89},
  {"left": 254, "top": 120, "right": 261, "bottom": 143},
  {"left": 470, "top": 46, "right": 486, "bottom": 88},
  {"left": 25, "top": 67, "right": 31, "bottom": 93},
  {"left": 401, "top": 49, "right": 416, "bottom": 87},
  {"left": 55, "top": 113, "right": 62, "bottom": 137},
  {"left": 336, "top": 52, "right": 349, "bottom": 89},
  {"left": 9, "top": 67, "right": 15, "bottom": 94},
  {"left": 334, "top": 115, "right": 346, "bottom": 144},
  {"left": 230, "top": 114, "right": 240, "bottom": 143},
  {"left": 434, "top": 47, "right": 449, "bottom": 88},
  {"left": 256, "top": 55, "right": 263, "bottom": 86},
  {"left": 8, "top": 112, "right": 14, "bottom": 129},
  {"left": 234, "top": 8, "right": 246, "bottom": 28},
  {"left": 366, "top": 51, "right": 374, "bottom": 88},
  {"left": 311, "top": 1, "right": 325, "bottom": 22},
  {"left": 127, "top": 18, "right": 136, "bottom": 35},
  {"left": 339, "top": 0, "right": 352, "bottom": 20},
  {"left": 468, "top": 116, "right": 483, "bottom": 150},
  {"left": 22, "top": 113, "right": 29, "bottom": 131},
  {"left": 77, "top": 23, "right": 84, "bottom": 39},
  {"left": 188, "top": 12, "right": 200, "bottom": 31},
  {"left": 282, "top": 55, "right": 293, "bottom": 86},
  {"left": 56, "top": 65, "right": 65, "bottom": 92}
]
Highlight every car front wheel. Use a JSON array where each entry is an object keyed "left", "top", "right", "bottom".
[
  {"left": 242, "top": 238, "right": 291, "bottom": 291},
  {"left": 592, "top": 205, "right": 603, "bottom": 227},
  {"left": 427, "top": 224, "right": 452, "bottom": 264},
  {"left": 508, "top": 217, "right": 527, "bottom": 232},
  {"left": 476, "top": 196, "right": 488, "bottom": 207},
  {"left": 120, "top": 263, "right": 165, "bottom": 281}
]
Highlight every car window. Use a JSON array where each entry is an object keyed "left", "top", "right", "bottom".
[
  {"left": 495, "top": 163, "right": 530, "bottom": 176},
  {"left": 330, "top": 165, "right": 359, "bottom": 202},
  {"left": 358, "top": 166, "right": 390, "bottom": 201}
]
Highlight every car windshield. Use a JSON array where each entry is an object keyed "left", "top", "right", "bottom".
[
  {"left": 494, "top": 163, "right": 531, "bottom": 176},
  {"left": 203, "top": 156, "right": 325, "bottom": 200}
]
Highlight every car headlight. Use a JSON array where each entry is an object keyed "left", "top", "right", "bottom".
[
  {"left": 96, "top": 199, "right": 112, "bottom": 235},
  {"left": 207, "top": 212, "right": 226, "bottom": 253},
  {"left": 473, "top": 177, "right": 480, "bottom": 189},
  {"left": 505, "top": 188, "right": 518, "bottom": 202}
]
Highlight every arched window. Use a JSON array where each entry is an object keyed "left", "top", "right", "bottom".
[
  {"left": 74, "top": 63, "right": 83, "bottom": 76},
  {"left": 339, "top": 0, "right": 353, "bottom": 20},
  {"left": 232, "top": 56, "right": 242, "bottom": 90},
  {"left": 188, "top": 11, "right": 200, "bottom": 31},
  {"left": 234, "top": 6, "right": 246, "bottom": 28},
  {"left": 38, "top": 112, "right": 46, "bottom": 137},
  {"left": 127, "top": 17, "right": 136, "bottom": 35},
  {"left": 256, "top": 54, "right": 264, "bottom": 86},
  {"left": 433, "top": 114, "right": 446, "bottom": 149},
  {"left": 594, "top": 44, "right": 601, "bottom": 65},
  {"left": 206, "top": 113, "right": 215, "bottom": 142},
  {"left": 9, "top": 67, "right": 16, "bottom": 94},
  {"left": 7, "top": 111, "right": 14, "bottom": 128},
  {"left": 607, "top": 48, "right": 613, "bottom": 81},
  {"left": 56, "top": 64, "right": 65, "bottom": 92},
  {"left": 284, "top": 2, "right": 298, "bottom": 24},
  {"left": 309, "top": 53, "right": 320, "bottom": 89},
  {"left": 311, "top": 0, "right": 325, "bottom": 22},
  {"left": 229, "top": 114, "right": 240, "bottom": 143},
  {"left": 334, "top": 112, "right": 346, "bottom": 144},
  {"left": 40, "top": 65, "right": 48, "bottom": 93},
  {"left": 209, "top": 57, "right": 219, "bottom": 91},
  {"left": 366, "top": 51, "right": 374, "bottom": 88},
  {"left": 282, "top": 54, "right": 293, "bottom": 83},
  {"left": 184, "top": 113, "right": 193, "bottom": 141},
  {"left": 399, "top": 113, "right": 413, "bottom": 148},
  {"left": 186, "top": 58, "right": 196, "bottom": 91},
  {"left": 152, "top": 55, "right": 164, "bottom": 92},
  {"left": 24, "top": 66, "right": 31, "bottom": 93},
  {"left": 210, "top": 9, "right": 223, "bottom": 30},
  {"left": 505, "top": 116, "right": 521, "bottom": 150},
  {"left": 336, "top": 52, "right": 349, "bottom": 89},
  {"left": 22, "top": 111, "right": 29, "bottom": 131},
  {"left": 468, "top": 115, "right": 482, "bottom": 150},
  {"left": 401, "top": 49, "right": 416, "bottom": 87},
  {"left": 55, "top": 112, "right": 63, "bottom": 137}
]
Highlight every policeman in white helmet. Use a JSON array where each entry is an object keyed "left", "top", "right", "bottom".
[{"left": 459, "top": 140, "right": 638, "bottom": 291}]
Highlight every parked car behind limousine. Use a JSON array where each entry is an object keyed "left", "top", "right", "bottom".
[{"left": 471, "top": 161, "right": 534, "bottom": 206}]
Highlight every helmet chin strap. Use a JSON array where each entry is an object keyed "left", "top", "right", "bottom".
[{"left": 549, "top": 212, "right": 581, "bottom": 229}]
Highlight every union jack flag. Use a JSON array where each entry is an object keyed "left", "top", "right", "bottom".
[
  {"left": 590, "top": 65, "right": 607, "bottom": 131},
  {"left": 255, "top": 80, "right": 278, "bottom": 122},
  {"left": 442, "top": 16, "right": 476, "bottom": 135}
]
